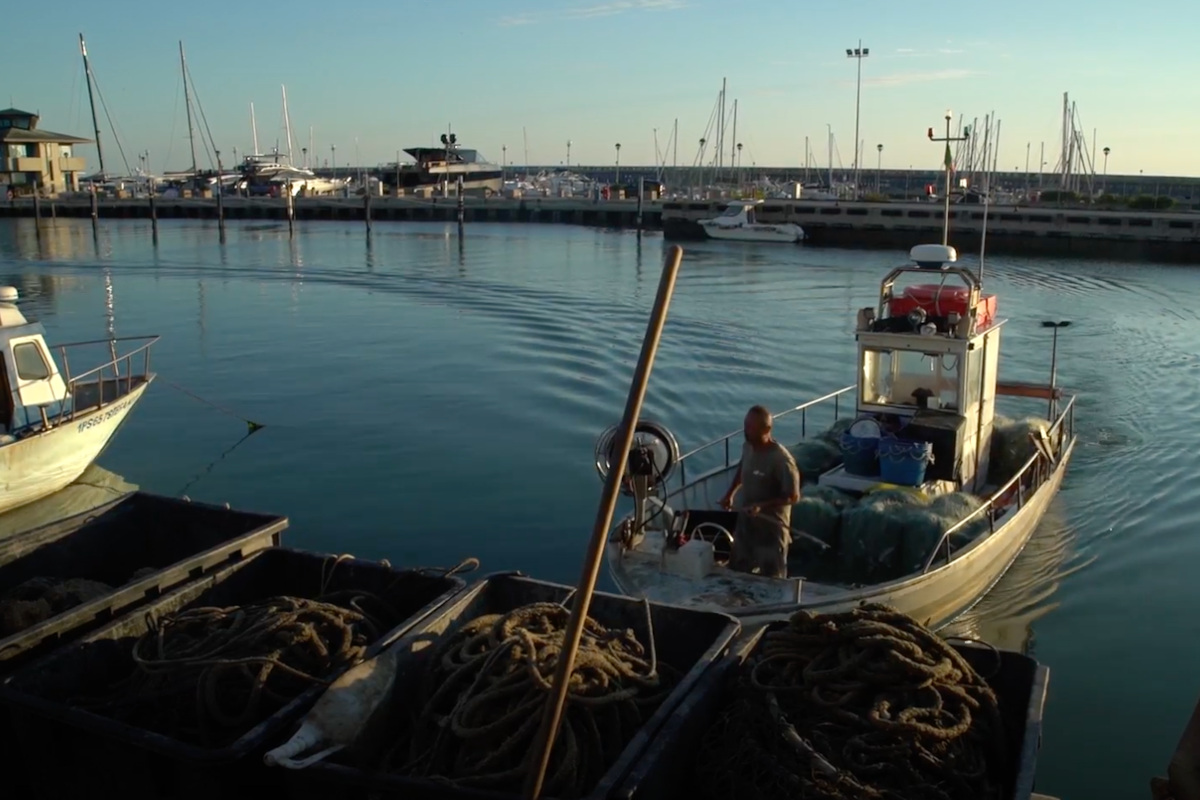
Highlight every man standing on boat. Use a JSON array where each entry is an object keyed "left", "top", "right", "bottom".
[{"left": 718, "top": 406, "right": 801, "bottom": 578}]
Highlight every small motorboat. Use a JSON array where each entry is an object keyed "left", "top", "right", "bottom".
[{"left": 697, "top": 200, "right": 805, "bottom": 243}]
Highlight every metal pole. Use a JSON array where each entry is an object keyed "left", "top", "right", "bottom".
[
  {"left": 364, "top": 186, "right": 372, "bottom": 234},
  {"left": 637, "top": 176, "right": 644, "bottom": 229},
  {"left": 286, "top": 180, "right": 294, "bottom": 236},
  {"left": 1042, "top": 321, "right": 1070, "bottom": 420},
  {"left": 149, "top": 186, "right": 158, "bottom": 245},
  {"left": 523, "top": 244, "right": 685, "bottom": 800},
  {"left": 456, "top": 175, "right": 465, "bottom": 227}
]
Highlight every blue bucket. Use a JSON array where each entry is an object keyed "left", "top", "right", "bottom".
[
  {"left": 839, "top": 431, "right": 880, "bottom": 477},
  {"left": 879, "top": 438, "right": 934, "bottom": 486}
]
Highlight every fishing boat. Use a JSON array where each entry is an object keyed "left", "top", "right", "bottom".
[
  {"left": 0, "top": 287, "right": 156, "bottom": 514},
  {"left": 601, "top": 124, "right": 1076, "bottom": 628},
  {"left": 697, "top": 200, "right": 805, "bottom": 243}
]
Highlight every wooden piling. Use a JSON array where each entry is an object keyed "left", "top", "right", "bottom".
[
  {"left": 89, "top": 185, "right": 99, "bottom": 236},
  {"left": 364, "top": 188, "right": 372, "bottom": 234},
  {"left": 285, "top": 182, "right": 295, "bottom": 236},
  {"left": 637, "top": 177, "right": 645, "bottom": 229},
  {"left": 456, "top": 176, "right": 465, "bottom": 227},
  {"left": 149, "top": 190, "right": 159, "bottom": 244}
]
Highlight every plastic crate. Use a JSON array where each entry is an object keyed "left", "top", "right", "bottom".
[
  {"left": 0, "top": 492, "right": 288, "bottom": 670},
  {"left": 279, "top": 572, "right": 742, "bottom": 800},
  {"left": 614, "top": 624, "right": 1051, "bottom": 800},
  {"left": 0, "top": 547, "right": 468, "bottom": 800}
]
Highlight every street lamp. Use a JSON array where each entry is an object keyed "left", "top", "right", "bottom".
[
  {"left": 1041, "top": 320, "right": 1072, "bottom": 419},
  {"left": 876, "top": 143, "right": 883, "bottom": 193},
  {"left": 736, "top": 142, "right": 743, "bottom": 188},
  {"left": 615, "top": 143, "right": 621, "bottom": 185},
  {"left": 1102, "top": 146, "right": 1111, "bottom": 194},
  {"left": 302, "top": 147, "right": 307, "bottom": 170},
  {"left": 331, "top": 144, "right": 336, "bottom": 178},
  {"left": 846, "top": 40, "right": 869, "bottom": 196},
  {"left": 566, "top": 140, "right": 572, "bottom": 168},
  {"left": 502, "top": 144, "right": 507, "bottom": 181}
]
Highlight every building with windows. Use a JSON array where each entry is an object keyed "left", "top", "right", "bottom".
[{"left": 1, "top": 108, "right": 91, "bottom": 196}]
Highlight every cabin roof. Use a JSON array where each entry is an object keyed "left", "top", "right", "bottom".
[
  {"left": 402, "top": 147, "right": 488, "bottom": 164},
  {"left": 0, "top": 127, "right": 92, "bottom": 145}
]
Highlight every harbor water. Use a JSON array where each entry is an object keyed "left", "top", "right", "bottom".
[{"left": 1, "top": 216, "right": 1197, "bottom": 798}]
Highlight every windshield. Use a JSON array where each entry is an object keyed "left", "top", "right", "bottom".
[{"left": 861, "top": 347, "right": 961, "bottom": 410}]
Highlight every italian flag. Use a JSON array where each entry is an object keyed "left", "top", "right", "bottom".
[{"left": 944, "top": 143, "right": 954, "bottom": 172}]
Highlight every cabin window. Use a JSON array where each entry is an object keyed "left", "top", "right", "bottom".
[
  {"left": 964, "top": 348, "right": 985, "bottom": 410},
  {"left": 861, "top": 347, "right": 961, "bottom": 411},
  {"left": 719, "top": 206, "right": 742, "bottom": 218},
  {"left": 13, "top": 342, "right": 50, "bottom": 381}
]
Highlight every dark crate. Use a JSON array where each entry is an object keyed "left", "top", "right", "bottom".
[
  {"left": 614, "top": 624, "right": 1051, "bottom": 800},
  {"left": 0, "top": 492, "right": 287, "bottom": 670},
  {"left": 279, "top": 572, "right": 742, "bottom": 800},
  {"left": 0, "top": 547, "right": 467, "bottom": 800}
]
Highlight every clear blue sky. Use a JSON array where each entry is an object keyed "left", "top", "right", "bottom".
[{"left": 5, "top": 0, "right": 1199, "bottom": 176}]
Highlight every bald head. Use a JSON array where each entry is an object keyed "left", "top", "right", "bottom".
[{"left": 744, "top": 405, "right": 773, "bottom": 445}]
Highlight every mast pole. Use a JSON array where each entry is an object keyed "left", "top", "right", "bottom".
[
  {"left": 79, "top": 34, "right": 106, "bottom": 175},
  {"left": 179, "top": 41, "right": 198, "bottom": 176},
  {"left": 282, "top": 85, "right": 294, "bottom": 164},
  {"left": 251, "top": 102, "right": 259, "bottom": 156}
]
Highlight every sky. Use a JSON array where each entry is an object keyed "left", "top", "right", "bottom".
[{"left": 5, "top": 0, "right": 1200, "bottom": 176}]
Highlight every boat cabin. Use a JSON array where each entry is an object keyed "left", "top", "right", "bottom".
[
  {"left": 819, "top": 244, "right": 1002, "bottom": 495},
  {"left": 0, "top": 288, "right": 70, "bottom": 437},
  {"left": 711, "top": 200, "right": 760, "bottom": 226}
]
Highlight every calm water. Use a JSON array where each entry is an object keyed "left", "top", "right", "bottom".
[{"left": 1, "top": 216, "right": 1198, "bottom": 798}]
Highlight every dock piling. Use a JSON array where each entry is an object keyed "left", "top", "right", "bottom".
[
  {"left": 148, "top": 191, "right": 159, "bottom": 245},
  {"left": 285, "top": 182, "right": 295, "bottom": 237},
  {"left": 457, "top": 176, "right": 465, "bottom": 228},
  {"left": 89, "top": 185, "right": 99, "bottom": 237},
  {"left": 364, "top": 188, "right": 372, "bottom": 234},
  {"left": 636, "top": 177, "right": 645, "bottom": 229}
]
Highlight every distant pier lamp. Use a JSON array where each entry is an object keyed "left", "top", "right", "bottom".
[
  {"left": 736, "top": 142, "right": 743, "bottom": 187},
  {"left": 876, "top": 143, "right": 883, "bottom": 193},
  {"left": 1102, "top": 146, "right": 1111, "bottom": 194},
  {"left": 331, "top": 144, "right": 336, "bottom": 178},
  {"left": 567, "top": 140, "right": 572, "bottom": 168},
  {"left": 502, "top": 144, "right": 507, "bottom": 180},
  {"left": 615, "top": 143, "right": 621, "bottom": 185},
  {"left": 302, "top": 147, "right": 307, "bottom": 170},
  {"left": 846, "top": 40, "right": 869, "bottom": 194}
]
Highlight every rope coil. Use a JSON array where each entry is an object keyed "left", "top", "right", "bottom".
[
  {"left": 694, "top": 603, "right": 1005, "bottom": 800},
  {"left": 384, "top": 601, "right": 678, "bottom": 799},
  {"left": 72, "top": 591, "right": 397, "bottom": 748}
]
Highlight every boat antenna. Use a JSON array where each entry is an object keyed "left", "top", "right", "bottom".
[
  {"left": 522, "top": 245, "right": 685, "bottom": 800},
  {"left": 927, "top": 109, "right": 970, "bottom": 247}
]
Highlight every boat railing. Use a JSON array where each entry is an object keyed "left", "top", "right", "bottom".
[
  {"left": 53, "top": 335, "right": 159, "bottom": 422},
  {"left": 664, "top": 385, "right": 857, "bottom": 498},
  {"left": 920, "top": 394, "right": 1077, "bottom": 573}
]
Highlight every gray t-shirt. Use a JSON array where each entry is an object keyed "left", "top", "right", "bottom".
[{"left": 739, "top": 441, "right": 801, "bottom": 529}]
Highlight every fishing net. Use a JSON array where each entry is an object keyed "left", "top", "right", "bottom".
[
  {"left": 789, "top": 438, "right": 842, "bottom": 477},
  {"left": 792, "top": 486, "right": 855, "bottom": 549},
  {"left": 694, "top": 604, "right": 1005, "bottom": 800},
  {"left": 989, "top": 416, "right": 1050, "bottom": 486}
]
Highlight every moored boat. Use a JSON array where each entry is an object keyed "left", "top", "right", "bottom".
[
  {"left": 698, "top": 199, "right": 805, "bottom": 243},
  {"left": 0, "top": 287, "right": 156, "bottom": 514}
]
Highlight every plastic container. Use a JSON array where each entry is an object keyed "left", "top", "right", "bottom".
[
  {"left": 0, "top": 547, "right": 467, "bottom": 800},
  {"left": 889, "top": 284, "right": 998, "bottom": 331},
  {"left": 0, "top": 492, "right": 287, "bottom": 671},
  {"left": 280, "top": 572, "right": 742, "bottom": 800},
  {"left": 879, "top": 438, "right": 934, "bottom": 486},
  {"left": 839, "top": 430, "right": 880, "bottom": 476},
  {"left": 615, "top": 626, "right": 1051, "bottom": 800}
]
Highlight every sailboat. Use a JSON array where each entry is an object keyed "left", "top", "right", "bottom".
[{"left": 237, "top": 89, "right": 347, "bottom": 197}]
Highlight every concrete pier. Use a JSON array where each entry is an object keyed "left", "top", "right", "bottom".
[{"left": 3, "top": 196, "right": 1199, "bottom": 262}]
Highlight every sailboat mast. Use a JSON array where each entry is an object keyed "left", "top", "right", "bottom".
[
  {"left": 729, "top": 99, "right": 738, "bottom": 176},
  {"left": 179, "top": 42, "right": 198, "bottom": 175},
  {"left": 79, "top": 33, "right": 106, "bottom": 174},
  {"left": 308, "top": 126, "right": 314, "bottom": 170},
  {"left": 281, "top": 85, "right": 294, "bottom": 163},
  {"left": 250, "top": 102, "right": 260, "bottom": 156},
  {"left": 827, "top": 124, "right": 833, "bottom": 189}
]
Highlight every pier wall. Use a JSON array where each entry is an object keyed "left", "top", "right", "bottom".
[{"left": 3, "top": 197, "right": 1199, "bottom": 263}]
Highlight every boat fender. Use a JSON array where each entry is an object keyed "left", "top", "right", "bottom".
[{"left": 263, "top": 647, "right": 400, "bottom": 769}]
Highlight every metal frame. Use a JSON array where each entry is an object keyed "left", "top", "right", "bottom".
[
  {"left": 51, "top": 335, "right": 159, "bottom": 424},
  {"left": 919, "top": 394, "right": 1076, "bottom": 573}
]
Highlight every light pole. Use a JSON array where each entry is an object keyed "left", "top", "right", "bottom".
[
  {"left": 302, "top": 147, "right": 307, "bottom": 170},
  {"left": 614, "top": 143, "right": 621, "bottom": 185},
  {"left": 1102, "top": 146, "right": 1111, "bottom": 194},
  {"left": 1041, "top": 320, "right": 1072, "bottom": 419},
  {"left": 566, "top": 140, "right": 572, "bottom": 168},
  {"left": 736, "top": 142, "right": 743, "bottom": 189},
  {"left": 698, "top": 138, "right": 706, "bottom": 190},
  {"left": 331, "top": 144, "right": 336, "bottom": 178},
  {"left": 876, "top": 143, "right": 883, "bottom": 193},
  {"left": 502, "top": 145, "right": 507, "bottom": 181},
  {"left": 846, "top": 40, "right": 869, "bottom": 196}
]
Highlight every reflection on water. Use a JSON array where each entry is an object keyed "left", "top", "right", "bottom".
[
  {"left": 942, "top": 504, "right": 1085, "bottom": 653},
  {"left": 0, "top": 465, "right": 138, "bottom": 544}
]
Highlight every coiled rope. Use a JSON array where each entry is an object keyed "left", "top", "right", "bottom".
[
  {"left": 74, "top": 589, "right": 399, "bottom": 748},
  {"left": 385, "top": 601, "right": 677, "bottom": 799},
  {"left": 695, "top": 603, "right": 1005, "bottom": 800}
]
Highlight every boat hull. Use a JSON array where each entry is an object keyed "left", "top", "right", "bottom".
[
  {"left": 607, "top": 437, "right": 1075, "bottom": 630},
  {"left": 0, "top": 378, "right": 151, "bottom": 515},
  {"left": 699, "top": 223, "right": 804, "bottom": 243}
]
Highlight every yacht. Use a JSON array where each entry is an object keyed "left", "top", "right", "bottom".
[{"left": 380, "top": 133, "right": 503, "bottom": 195}]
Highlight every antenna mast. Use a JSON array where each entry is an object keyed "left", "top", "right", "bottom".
[
  {"left": 927, "top": 110, "right": 971, "bottom": 247},
  {"left": 79, "top": 33, "right": 105, "bottom": 175}
]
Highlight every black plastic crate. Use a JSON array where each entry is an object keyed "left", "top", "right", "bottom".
[
  {"left": 0, "top": 547, "right": 468, "bottom": 800},
  {"left": 278, "top": 572, "right": 742, "bottom": 800},
  {"left": 614, "top": 624, "right": 1051, "bottom": 800},
  {"left": 0, "top": 492, "right": 287, "bottom": 670}
]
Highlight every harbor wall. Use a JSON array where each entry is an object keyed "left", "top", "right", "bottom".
[{"left": 3, "top": 197, "right": 1199, "bottom": 263}]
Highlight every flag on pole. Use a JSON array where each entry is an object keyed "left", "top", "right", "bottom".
[{"left": 944, "top": 143, "right": 954, "bottom": 172}]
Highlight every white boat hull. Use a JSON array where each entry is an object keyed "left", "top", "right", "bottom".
[
  {"left": 699, "top": 222, "right": 805, "bottom": 243},
  {"left": 0, "top": 379, "right": 151, "bottom": 515},
  {"left": 607, "top": 437, "right": 1075, "bottom": 630}
]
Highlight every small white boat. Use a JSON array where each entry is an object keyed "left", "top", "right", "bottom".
[
  {"left": 0, "top": 287, "right": 156, "bottom": 514},
  {"left": 602, "top": 239, "right": 1076, "bottom": 630},
  {"left": 698, "top": 200, "right": 805, "bottom": 243}
]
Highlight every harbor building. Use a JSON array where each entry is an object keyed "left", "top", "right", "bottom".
[{"left": 0, "top": 108, "right": 91, "bottom": 197}]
